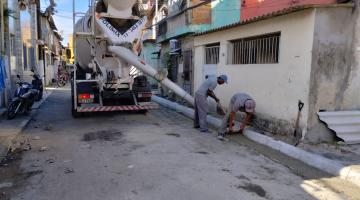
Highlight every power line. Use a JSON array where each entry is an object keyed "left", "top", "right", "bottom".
[{"left": 53, "top": 14, "right": 73, "bottom": 19}]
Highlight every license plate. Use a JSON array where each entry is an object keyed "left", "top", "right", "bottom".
[{"left": 79, "top": 99, "right": 94, "bottom": 104}]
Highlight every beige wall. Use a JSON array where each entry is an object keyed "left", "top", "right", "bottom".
[
  {"left": 343, "top": 2, "right": 360, "bottom": 110},
  {"left": 194, "top": 10, "right": 316, "bottom": 135},
  {"left": 307, "top": 6, "right": 357, "bottom": 142}
]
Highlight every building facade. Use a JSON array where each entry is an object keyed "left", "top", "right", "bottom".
[
  {"left": 155, "top": 0, "right": 241, "bottom": 96},
  {"left": 0, "top": 0, "right": 41, "bottom": 110},
  {"left": 0, "top": 0, "right": 62, "bottom": 110},
  {"left": 0, "top": 0, "right": 9, "bottom": 110},
  {"left": 39, "top": 12, "right": 62, "bottom": 85},
  {"left": 193, "top": 2, "right": 358, "bottom": 143},
  {"left": 240, "top": 0, "right": 337, "bottom": 20}
]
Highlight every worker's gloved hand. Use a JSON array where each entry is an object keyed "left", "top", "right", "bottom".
[
  {"left": 228, "top": 127, "right": 244, "bottom": 135},
  {"left": 238, "top": 128, "right": 244, "bottom": 134},
  {"left": 238, "top": 125, "right": 246, "bottom": 134}
]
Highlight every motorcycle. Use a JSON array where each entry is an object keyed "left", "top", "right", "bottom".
[
  {"left": 7, "top": 75, "right": 39, "bottom": 120},
  {"left": 31, "top": 71, "right": 43, "bottom": 101}
]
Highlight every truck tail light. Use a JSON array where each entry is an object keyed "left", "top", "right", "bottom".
[
  {"left": 78, "top": 94, "right": 94, "bottom": 103},
  {"left": 78, "top": 94, "right": 94, "bottom": 99}
]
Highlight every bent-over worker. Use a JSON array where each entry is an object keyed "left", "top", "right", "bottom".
[
  {"left": 217, "top": 93, "right": 256, "bottom": 140},
  {"left": 194, "top": 75, "right": 228, "bottom": 133}
]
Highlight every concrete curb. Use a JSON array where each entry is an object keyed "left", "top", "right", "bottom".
[
  {"left": 152, "top": 95, "right": 360, "bottom": 188},
  {"left": 0, "top": 90, "right": 53, "bottom": 160}
]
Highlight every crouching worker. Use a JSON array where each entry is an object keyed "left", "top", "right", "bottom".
[
  {"left": 194, "top": 75, "right": 228, "bottom": 133},
  {"left": 217, "top": 93, "right": 256, "bottom": 141}
]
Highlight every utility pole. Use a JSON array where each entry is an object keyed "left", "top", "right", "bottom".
[
  {"left": 0, "top": 0, "right": 4, "bottom": 108},
  {"left": 0, "top": 0, "right": 4, "bottom": 55},
  {"left": 30, "top": 0, "right": 39, "bottom": 73},
  {"left": 153, "top": 0, "right": 158, "bottom": 39},
  {"left": 155, "top": 0, "right": 158, "bottom": 18}
]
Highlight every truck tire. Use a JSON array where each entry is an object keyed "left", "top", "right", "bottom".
[
  {"left": 71, "top": 96, "right": 82, "bottom": 118},
  {"left": 7, "top": 100, "right": 20, "bottom": 120},
  {"left": 71, "top": 82, "right": 81, "bottom": 118},
  {"left": 138, "top": 109, "right": 148, "bottom": 114},
  {"left": 72, "top": 108, "right": 82, "bottom": 118}
]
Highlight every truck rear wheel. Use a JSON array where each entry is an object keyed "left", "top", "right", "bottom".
[
  {"left": 72, "top": 108, "right": 82, "bottom": 118},
  {"left": 71, "top": 82, "right": 81, "bottom": 118},
  {"left": 138, "top": 109, "right": 148, "bottom": 114},
  {"left": 71, "top": 95, "right": 82, "bottom": 118}
]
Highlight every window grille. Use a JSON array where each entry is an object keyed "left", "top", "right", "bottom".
[
  {"left": 205, "top": 43, "right": 220, "bottom": 64},
  {"left": 229, "top": 32, "right": 280, "bottom": 64}
]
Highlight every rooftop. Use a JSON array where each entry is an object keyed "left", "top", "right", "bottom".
[{"left": 195, "top": 3, "right": 354, "bottom": 36}]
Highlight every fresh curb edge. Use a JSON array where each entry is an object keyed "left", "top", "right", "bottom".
[{"left": 152, "top": 95, "right": 360, "bottom": 188}]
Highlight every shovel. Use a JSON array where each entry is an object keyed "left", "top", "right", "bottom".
[{"left": 293, "top": 100, "right": 304, "bottom": 146}]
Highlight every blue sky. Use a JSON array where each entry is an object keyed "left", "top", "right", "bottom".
[{"left": 41, "top": 0, "right": 89, "bottom": 45}]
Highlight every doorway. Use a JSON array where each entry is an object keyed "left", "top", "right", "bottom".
[{"left": 182, "top": 50, "right": 193, "bottom": 94}]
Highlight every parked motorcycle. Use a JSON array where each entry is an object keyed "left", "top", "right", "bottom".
[
  {"left": 31, "top": 71, "right": 43, "bottom": 101},
  {"left": 7, "top": 75, "right": 39, "bottom": 120}
]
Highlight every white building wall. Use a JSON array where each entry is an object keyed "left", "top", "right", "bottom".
[
  {"left": 343, "top": 2, "right": 360, "bottom": 109},
  {"left": 306, "top": 6, "right": 357, "bottom": 142},
  {"left": 194, "top": 9, "right": 316, "bottom": 133}
]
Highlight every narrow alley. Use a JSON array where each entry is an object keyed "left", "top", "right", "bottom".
[{"left": 1, "top": 0, "right": 360, "bottom": 199}]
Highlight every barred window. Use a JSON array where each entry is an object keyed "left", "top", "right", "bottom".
[
  {"left": 205, "top": 43, "right": 220, "bottom": 64},
  {"left": 228, "top": 32, "right": 280, "bottom": 64}
]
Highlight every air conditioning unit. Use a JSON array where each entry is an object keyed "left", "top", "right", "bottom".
[{"left": 169, "top": 39, "right": 181, "bottom": 55}]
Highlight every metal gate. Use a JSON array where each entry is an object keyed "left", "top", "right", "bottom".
[{"left": 182, "top": 50, "right": 193, "bottom": 94}]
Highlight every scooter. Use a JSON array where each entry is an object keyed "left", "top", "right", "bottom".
[
  {"left": 31, "top": 70, "right": 43, "bottom": 101},
  {"left": 7, "top": 75, "right": 39, "bottom": 120}
]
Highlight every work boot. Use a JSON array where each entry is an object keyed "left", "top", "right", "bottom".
[{"left": 200, "top": 129, "right": 212, "bottom": 134}]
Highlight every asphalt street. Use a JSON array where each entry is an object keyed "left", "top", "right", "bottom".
[{"left": 0, "top": 87, "right": 359, "bottom": 200}]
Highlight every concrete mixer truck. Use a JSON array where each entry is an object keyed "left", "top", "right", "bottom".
[{"left": 71, "top": 0, "right": 194, "bottom": 117}]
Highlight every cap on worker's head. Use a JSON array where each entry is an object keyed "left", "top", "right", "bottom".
[
  {"left": 245, "top": 99, "right": 256, "bottom": 113},
  {"left": 218, "top": 75, "right": 228, "bottom": 84}
]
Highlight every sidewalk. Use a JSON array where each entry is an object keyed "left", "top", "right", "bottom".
[
  {"left": 0, "top": 90, "right": 53, "bottom": 160},
  {"left": 0, "top": 107, "right": 6, "bottom": 116}
]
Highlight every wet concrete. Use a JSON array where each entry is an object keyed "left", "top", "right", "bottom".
[
  {"left": 237, "top": 183, "right": 267, "bottom": 198},
  {"left": 82, "top": 129, "right": 123, "bottom": 142}
]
